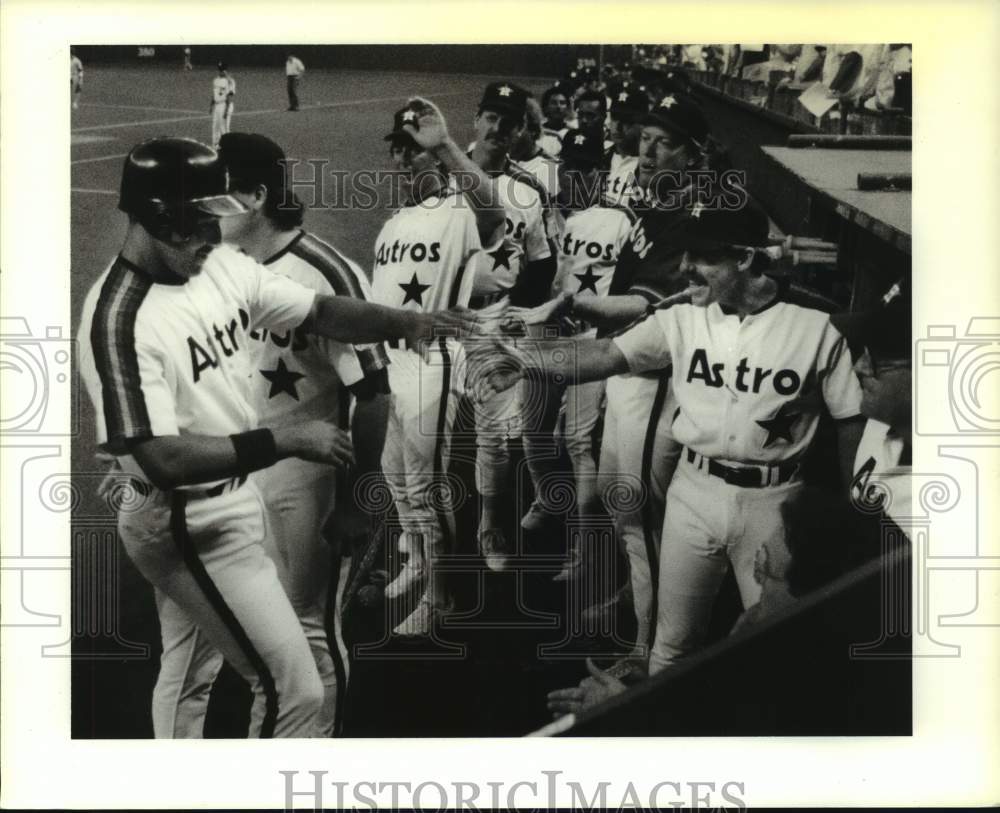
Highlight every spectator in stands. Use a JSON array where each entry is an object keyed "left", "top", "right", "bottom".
[
  {"left": 794, "top": 45, "right": 827, "bottom": 84},
  {"left": 822, "top": 44, "right": 888, "bottom": 104},
  {"left": 742, "top": 44, "right": 802, "bottom": 84},
  {"left": 867, "top": 44, "right": 912, "bottom": 112}
]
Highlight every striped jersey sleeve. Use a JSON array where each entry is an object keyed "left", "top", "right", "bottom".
[
  {"left": 291, "top": 232, "right": 390, "bottom": 377},
  {"left": 82, "top": 258, "right": 179, "bottom": 454}
]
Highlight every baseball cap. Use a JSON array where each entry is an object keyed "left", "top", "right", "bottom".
[
  {"left": 831, "top": 287, "right": 912, "bottom": 362},
  {"left": 478, "top": 81, "right": 529, "bottom": 120},
  {"left": 610, "top": 84, "right": 650, "bottom": 121},
  {"left": 217, "top": 61, "right": 227, "bottom": 71},
  {"left": 643, "top": 92, "right": 710, "bottom": 147},
  {"left": 559, "top": 128, "right": 605, "bottom": 168},
  {"left": 676, "top": 197, "right": 770, "bottom": 252},
  {"left": 383, "top": 101, "right": 423, "bottom": 147},
  {"left": 217, "top": 132, "right": 288, "bottom": 198}
]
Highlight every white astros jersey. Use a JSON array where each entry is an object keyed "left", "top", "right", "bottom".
[
  {"left": 515, "top": 154, "right": 560, "bottom": 203},
  {"left": 371, "top": 189, "right": 481, "bottom": 312},
  {"left": 614, "top": 297, "right": 863, "bottom": 464},
  {"left": 469, "top": 173, "right": 551, "bottom": 298},
  {"left": 213, "top": 75, "right": 235, "bottom": 103},
  {"left": 78, "top": 244, "right": 314, "bottom": 486},
  {"left": 553, "top": 204, "right": 632, "bottom": 302},
  {"left": 248, "top": 230, "right": 389, "bottom": 425},
  {"left": 604, "top": 153, "right": 641, "bottom": 207}
]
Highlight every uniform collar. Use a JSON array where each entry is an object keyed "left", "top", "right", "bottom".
[
  {"left": 117, "top": 254, "right": 188, "bottom": 286},
  {"left": 263, "top": 229, "right": 305, "bottom": 265},
  {"left": 717, "top": 276, "right": 790, "bottom": 318}
]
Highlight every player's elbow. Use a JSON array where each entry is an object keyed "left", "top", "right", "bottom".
[{"left": 127, "top": 438, "right": 186, "bottom": 490}]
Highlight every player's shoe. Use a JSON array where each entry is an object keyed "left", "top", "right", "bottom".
[
  {"left": 392, "top": 596, "right": 454, "bottom": 637},
  {"left": 383, "top": 558, "right": 427, "bottom": 600},
  {"left": 479, "top": 529, "right": 511, "bottom": 572},
  {"left": 520, "top": 500, "right": 559, "bottom": 532}
]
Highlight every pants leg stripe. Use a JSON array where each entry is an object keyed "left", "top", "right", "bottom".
[
  {"left": 639, "top": 370, "right": 672, "bottom": 649},
  {"left": 432, "top": 337, "right": 454, "bottom": 552},
  {"left": 324, "top": 540, "right": 348, "bottom": 737},
  {"left": 169, "top": 491, "right": 279, "bottom": 738}
]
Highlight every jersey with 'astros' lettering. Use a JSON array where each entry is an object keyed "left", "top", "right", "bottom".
[
  {"left": 247, "top": 230, "right": 389, "bottom": 425},
  {"left": 78, "top": 244, "right": 315, "bottom": 487},
  {"left": 613, "top": 292, "right": 863, "bottom": 464}
]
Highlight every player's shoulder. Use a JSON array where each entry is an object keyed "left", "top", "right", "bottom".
[
  {"left": 285, "top": 230, "right": 368, "bottom": 299},
  {"left": 597, "top": 200, "right": 639, "bottom": 226},
  {"left": 503, "top": 161, "right": 548, "bottom": 203}
]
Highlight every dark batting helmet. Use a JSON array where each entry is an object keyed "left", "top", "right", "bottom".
[{"left": 118, "top": 137, "right": 246, "bottom": 239}]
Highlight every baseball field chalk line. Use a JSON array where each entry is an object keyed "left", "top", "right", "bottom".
[
  {"left": 71, "top": 188, "right": 118, "bottom": 195},
  {"left": 71, "top": 153, "right": 130, "bottom": 166},
  {"left": 71, "top": 91, "right": 469, "bottom": 134},
  {"left": 80, "top": 103, "right": 204, "bottom": 114}
]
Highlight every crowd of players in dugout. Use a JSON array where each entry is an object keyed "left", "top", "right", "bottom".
[{"left": 79, "top": 54, "right": 913, "bottom": 736}]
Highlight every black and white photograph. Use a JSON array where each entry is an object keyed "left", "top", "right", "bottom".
[
  {"left": 2, "top": 2, "right": 999, "bottom": 809},
  {"left": 66, "top": 42, "right": 915, "bottom": 743}
]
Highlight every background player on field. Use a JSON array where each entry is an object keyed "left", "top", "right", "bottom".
[
  {"left": 217, "top": 132, "right": 391, "bottom": 735},
  {"left": 540, "top": 82, "right": 573, "bottom": 156},
  {"left": 372, "top": 97, "right": 504, "bottom": 635},
  {"left": 510, "top": 97, "right": 560, "bottom": 205},
  {"left": 78, "top": 137, "right": 480, "bottom": 738},
  {"left": 285, "top": 54, "right": 305, "bottom": 111},
  {"left": 480, "top": 199, "right": 866, "bottom": 674},
  {"left": 71, "top": 50, "right": 83, "bottom": 109},
  {"left": 464, "top": 80, "right": 559, "bottom": 569},
  {"left": 210, "top": 62, "right": 236, "bottom": 148}
]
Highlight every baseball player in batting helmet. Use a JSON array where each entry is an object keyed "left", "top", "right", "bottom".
[{"left": 78, "top": 136, "right": 479, "bottom": 737}]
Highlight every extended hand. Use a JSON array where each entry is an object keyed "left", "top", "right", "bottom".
[
  {"left": 277, "top": 421, "right": 356, "bottom": 469},
  {"left": 401, "top": 96, "right": 451, "bottom": 153},
  {"left": 406, "top": 306, "right": 482, "bottom": 348},
  {"left": 507, "top": 292, "right": 574, "bottom": 326},
  {"left": 545, "top": 657, "right": 628, "bottom": 718}
]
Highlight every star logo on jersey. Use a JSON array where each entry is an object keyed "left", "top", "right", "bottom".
[
  {"left": 402, "top": 110, "right": 417, "bottom": 122},
  {"left": 618, "top": 91, "right": 630, "bottom": 102},
  {"left": 260, "top": 358, "right": 305, "bottom": 401},
  {"left": 399, "top": 273, "right": 431, "bottom": 305},
  {"left": 660, "top": 94, "right": 677, "bottom": 109},
  {"left": 574, "top": 134, "right": 586, "bottom": 146},
  {"left": 487, "top": 243, "right": 514, "bottom": 271},
  {"left": 690, "top": 201, "right": 705, "bottom": 218},
  {"left": 498, "top": 85, "right": 513, "bottom": 97},
  {"left": 574, "top": 266, "right": 602, "bottom": 294},
  {"left": 756, "top": 405, "right": 801, "bottom": 448}
]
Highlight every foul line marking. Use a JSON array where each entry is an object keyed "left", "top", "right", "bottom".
[
  {"left": 72, "top": 188, "right": 117, "bottom": 195},
  {"left": 71, "top": 91, "right": 467, "bottom": 134},
  {"left": 80, "top": 102, "right": 204, "bottom": 114},
  {"left": 72, "top": 152, "right": 129, "bottom": 166}
]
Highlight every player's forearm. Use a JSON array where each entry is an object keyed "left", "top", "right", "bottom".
[
  {"left": 571, "top": 294, "right": 649, "bottom": 328},
  {"left": 343, "top": 392, "right": 390, "bottom": 508},
  {"left": 515, "top": 336, "right": 629, "bottom": 385},
  {"left": 127, "top": 431, "right": 297, "bottom": 490},
  {"left": 835, "top": 416, "right": 867, "bottom": 492},
  {"left": 304, "top": 295, "right": 424, "bottom": 344},
  {"left": 508, "top": 256, "right": 558, "bottom": 308},
  {"left": 430, "top": 138, "right": 504, "bottom": 236}
]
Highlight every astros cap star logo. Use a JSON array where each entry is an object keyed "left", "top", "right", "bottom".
[
  {"left": 402, "top": 110, "right": 417, "bottom": 122},
  {"left": 660, "top": 95, "right": 677, "bottom": 109},
  {"left": 498, "top": 85, "right": 513, "bottom": 97},
  {"left": 690, "top": 202, "right": 705, "bottom": 218},
  {"left": 574, "top": 134, "right": 586, "bottom": 145},
  {"left": 618, "top": 91, "right": 629, "bottom": 102}
]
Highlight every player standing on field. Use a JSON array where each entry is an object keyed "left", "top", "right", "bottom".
[
  {"left": 217, "top": 132, "right": 391, "bottom": 735},
  {"left": 372, "top": 98, "right": 504, "bottom": 636},
  {"left": 480, "top": 199, "right": 866, "bottom": 674},
  {"left": 464, "top": 81, "right": 559, "bottom": 569},
  {"left": 78, "top": 137, "right": 479, "bottom": 737},
  {"left": 71, "top": 50, "right": 83, "bottom": 110},
  {"left": 286, "top": 54, "right": 305, "bottom": 111},
  {"left": 210, "top": 62, "right": 235, "bottom": 148}
]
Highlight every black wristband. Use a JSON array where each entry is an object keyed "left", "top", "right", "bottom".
[
  {"left": 230, "top": 428, "right": 278, "bottom": 474},
  {"left": 348, "top": 368, "right": 391, "bottom": 399}
]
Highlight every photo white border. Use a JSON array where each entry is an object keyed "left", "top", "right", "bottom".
[{"left": 2, "top": 0, "right": 999, "bottom": 807}]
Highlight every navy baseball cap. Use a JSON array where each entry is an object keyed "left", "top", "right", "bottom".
[
  {"left": 217, "top": 132, "right": 288, "bottom": 196},
  {"left": 384, "top": 101, "right": 423, "bottom": 147},
  {"left": 478, "top": 81, "right": 529, "bottom": 120},
  {"left": 677, "top": 197, "right": 770, "bottom": 252},
  {"left": 610, "top": 84, "right": 650, "bottom": 121},
  {"left": 559, "top": 128, "right": 605, "bottom": 167},
  {"left": 643, "top": 92, "right": 710, "bottom": 147}
]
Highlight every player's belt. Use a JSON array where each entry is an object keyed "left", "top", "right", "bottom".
[
  {"left": 127, "top": 474, "right": 248, "bottom": 499},
  {"left": 468, "top": 291, "right": 507, "bottom": 310},
  {"left": 685, "top": 448, "right": 798, "bottom": 488}
]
